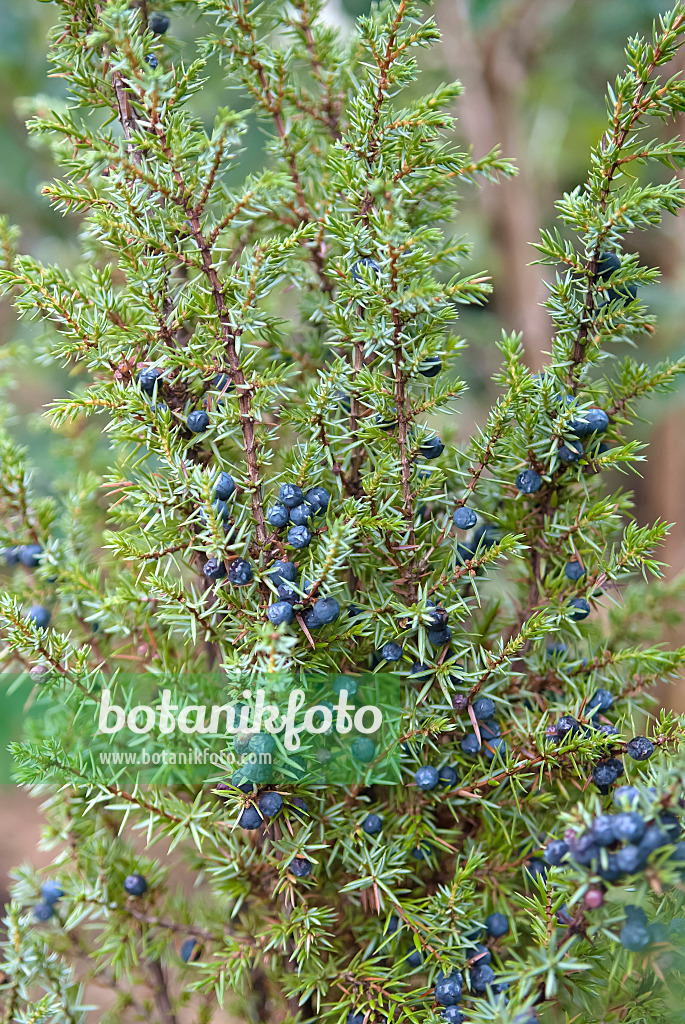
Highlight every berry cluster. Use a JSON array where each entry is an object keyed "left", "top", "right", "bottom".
[
  {"left": 2, "top": 543, "right": 52, "bottom": 631},
  {"left": 267, "top": 482, "right": 330, "bottom": 549},
  {"left": 459, "top": 697, "right": 505, "bottom": 760},
  {"left": 265, "top": 558, "right": 340, "bottom": 631}
]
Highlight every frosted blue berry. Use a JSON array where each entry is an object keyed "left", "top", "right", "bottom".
[
  {"left": 258, "top": 791, "right": 283, "bottom": 817},
  {"left": 570, "top": 408, "right": 610, "bottom": 437},
  {"left": 19, "top": 544, "right": 43, "bottom": 568},
  {"left": 288, "top": 525, "right": 311, "bottom": 549},
  {"left": 472, "top": 697, "right": 495, "bottom": 720},
  {"left": 380, "top": 641, "right": 403, "bottom": 662},
  {"left": 438, "top": 765, "right": 458, "bottom": 788},
  {"left": 620, "top": 921, "right": 651, "bottom": 951},
  {"left": 414, "top": 765, "right": 439, "bottom": 790},
  {"left": 569, "top": 834, "right": 598, "bottom": 866},
  {"left": 613, "top": 785, "right": 640, "bottom": 808},
  {"left": 137, "top": 367, "right": 162, "bottom": 393},
  {"left": 569, "top": 598, "right": 591, "bottom": 621},
  {"left": 187, "top": 410, "right": 209, "bottom": 433},
  {"left": 239, "top": 805, "right": 262, "bottom": 830},
  {"left": 592, "top": 762, "right": 618, "bottom": 787},
  {"left": 588, "top": 688, "right": 614, "bottom": 714},
  {"left": 267, "top": 504, "right": 289, "bottom": 528},
  {"left": 124, "top": 873, "right": 148, "bottom": 896},
  {"left": 2, "top": 546, "right": 21, "bottom": 565},
  {"left": 33, "top": 903, "right": 53, "bottom": 922},
  {"left": 267, "top": 601, "right": 294, "bottom": 625},
  {"left": 269, "top": 560, "right": 297, "bottom": 586},
  {"left": 434, "top": 974, "right": 462, "bottom": 1006},
  {"left": 227, "top": 558, "right": 253, "bottom": 586},
  {"left": 485, "top": 912, "right": 509, "bottom": 937},
  {"left": 453, "top": 507, "right": 477, "bottom": 529},
  {"left": 289, "top": 856, "right": 312, "bottom": 877},
  {"left": 290, "top": 502, "right": 314, "bottom": 526},
  {"left": 279, "top": 484, "right": 304, "bottom": 507},
  {"left": 362, "top": 813, "right": 383, "bottom": 835},
  {"left": 418, "top": 356, "right": 442, "bottom": 378},
  {"left": 461, "top": 733, "right": 481, "bottom": 755},
  {"left": 613, "top": 812, "right": 646, "bottom": 844},
  {"left": 26, "top": 605, "right": 51, "bottom": 630},
  {"left": 515, "top": 469, "right": 542, "bottom": 494},
  {"left": 145, "top": 53, "right": 159, "bottom": 68},
  {"left": 213, "top": 472, "right": 235, "bottom": 500},
  {"left": 565, "top": 560, "right": 586, "bottom": 581},
  {"left": 150, "top": 13, "right": 170, "bottom": 34},
  {"left": 203, "top": 558, "right": 226, "bottom": 580},
  {"left": 304, "top": 486, "right": 330, "bottom": 514},
  {"left": 591, "top": 814, "right": 617, "bottom": 846},
  {"left": 469, "top": 962, "right": 496, "bottom": 992},
  {"left": 441, "top": 1009, "right": 465, "bottom": 1024},
  {"left": 41, "top": 881, "right": 64, "bottom": 905},
  {"left": 544, "top": 839, "right": 569, "bottom": 866},
  {"left": 480, "top": 719, "right": 500, "bottom": 740},
  {"left": 627, "top": 736, "right": 654, "bottom": 761},
  {"left": 615, "top": 844, "right": 647, "bottom": 874},
  {"left": 484, "top": 736, "right": 506, "bottom": 760},
  {"left": 311, "top": 596, "right": 340, "bottom": 625}
]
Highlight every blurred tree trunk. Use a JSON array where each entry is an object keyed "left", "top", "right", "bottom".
[{"left": 438, "top": 0, "right": 572, "bottom": 369}]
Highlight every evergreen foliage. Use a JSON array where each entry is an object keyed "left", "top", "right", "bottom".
[{"left": 2, "top": 1, "right": 685, "bottom": 1022}]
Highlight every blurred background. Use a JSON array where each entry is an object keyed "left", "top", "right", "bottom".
[{"left": 1, "top": 0, "right": 685, "bottom": 951}]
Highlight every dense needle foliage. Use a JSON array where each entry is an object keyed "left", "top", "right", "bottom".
[{"left": 3, "top": 1, "right": 685, "bottom": 1022}]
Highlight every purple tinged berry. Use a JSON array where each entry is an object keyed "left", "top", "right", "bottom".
[
  {"left": 544, "top": 839, "right": 569, "bottom": 866},
  {"left": 289, "top": 856, "right": 312, "bottom": 877},
  {"left": 203, "top": 558, "right": 226, "bottom": 580},
  {"left": 227, "top": 558, "right": 253, "bottom": 586}
]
